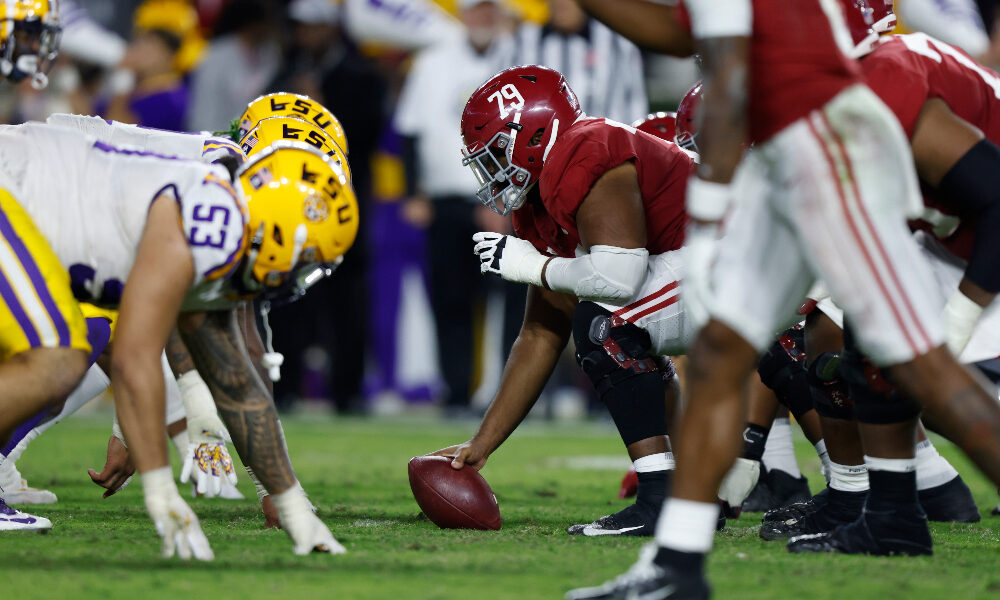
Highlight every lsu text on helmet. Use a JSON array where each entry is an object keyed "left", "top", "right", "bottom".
[
  {"left": 237, "top": 92, "right": 348, "bottom": 156},
  {"left": 461, "top": 64, "right": 582, "bottom": 216},
  {"left": 241, "top": 115, "right": 351, "bottom": 180}
]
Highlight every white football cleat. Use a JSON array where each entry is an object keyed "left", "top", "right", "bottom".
[
  {"left": 0, "top": 459, "right": 57, "bottom": 505},
  {"left": 0, "top": 498, "right": 52, "bottom": 531}
]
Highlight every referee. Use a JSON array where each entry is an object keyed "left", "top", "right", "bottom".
[{"left": 510, "top": 0, "right": 648, "bottom": 124}]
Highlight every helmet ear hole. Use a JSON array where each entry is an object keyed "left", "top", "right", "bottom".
[{"left": 526, "top": 128, "right": 545, "bottom": 148}]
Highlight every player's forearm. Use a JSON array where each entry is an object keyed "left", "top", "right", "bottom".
[
  {"left": 475, "top": 328, "right": 567, "bottom": 453},
  {"left": 694, "top": 37, "right": 750, "bottom": 185},
  {"left": 164, "top": 329, "right": 196, "bottom": 377},
  {"left": 177, "top": 310, "right": 297, "bottom": 495},
  {"left": 111, "top": 356, "right": 170, "bottom": 473},
  {"left": 575, "top": 0, "right": 694, "bottom": 56}
]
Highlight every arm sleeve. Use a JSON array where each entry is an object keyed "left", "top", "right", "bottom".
[{"left": 545, "top": 245, "right": 649, "bottom": 304}]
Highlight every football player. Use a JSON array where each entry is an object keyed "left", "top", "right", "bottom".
[
  {"left": 569, "top": 0, "right": 1000, "bottom": 598},
  {"left": 0, "top": 0, "right": 61, "bottom": 89},
  {"left": 765, "top": 0, "right": 1000, "bottom": 551},
  {"left": 431, "top": 64, "right": 730, "bottom": 538},
  {"left": 0, "top": 121, "right": 357, "bottom": 558}
]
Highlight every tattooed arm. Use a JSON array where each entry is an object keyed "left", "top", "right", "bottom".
[
  {"left": 176, "top": 309, "right": 296, "bottom": 496},
  {"left": 237, "top": 301, "right": 273, "bottom": 396}
]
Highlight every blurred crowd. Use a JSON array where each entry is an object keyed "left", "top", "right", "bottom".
[{"left": 8, "top": 0, "right": 1000, "bottom": 417}]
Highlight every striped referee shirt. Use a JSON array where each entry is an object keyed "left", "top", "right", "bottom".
[{"left": 510, "top": 19, "right": 648, "bottom": 124}]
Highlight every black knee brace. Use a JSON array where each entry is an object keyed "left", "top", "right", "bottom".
[
  {"left": 807, "top": 351, "right": 855, "bottom": 420},
  {"left": 757, "top": 327, "right": 814, "bottom": 420},
  {"left": 841, "top": 326, "right": 920, "bottom": 425},
  {"left": 573, "top": 302, "right": 667, "bottom": 446}
]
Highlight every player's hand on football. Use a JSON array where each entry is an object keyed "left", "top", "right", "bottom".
[
  {"left": 430, "top": 440, "right": 490, "bottom": 471},
  {"left": 88, "top": 435, "right": 136, "bottom": 498},
  {"left": 472, "top": 232, "right": 548, "bottom": 286},
  {"left": 142, "top": 467, "right": 214, "bottom": 561},
  {"left": 179, "top": 415, "right": 238, "bottom": 498}
]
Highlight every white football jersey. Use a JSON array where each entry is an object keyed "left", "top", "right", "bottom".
[
  {"left": 44, "top": 113, "right": 245, "bottom": 168},
  {"left": 0, "top": 123, "right": 249, "bottom": 310}
]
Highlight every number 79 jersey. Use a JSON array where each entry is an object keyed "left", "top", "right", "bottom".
[{"left": 0, "top": 123, "right": 249, "bottom": 309}]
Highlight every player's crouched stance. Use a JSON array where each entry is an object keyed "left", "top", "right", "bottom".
[
  {"left": 0, "top": 123, "right": 357, "bottom": 558},
  {"left": 429, "top": 66, "right": 753, "bottom": 537}
]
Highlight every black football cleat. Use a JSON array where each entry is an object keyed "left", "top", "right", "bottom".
[
  {"left": 918, "top": 476, "right": 981, "bottom": 523},
  {"left": 567, "top": 501, "right": 659, "bottom": 537},
  {"left": 565, "top": 544, "right": 710, "bottom": 600},
  {"left": 762, "top": 487, "right": 829, "bottom": 523},
  {"left": 759, "top": 488, "right": 864, "bottom": 541},
  {"left": 992, "top": 503, "right": 1000, "bottom": 516},
  {"left": 742, "top": 469, "right": 812, "bottom": 513},
  {"left": 787, "top": 505, "right": 932, "bottom": 556}
]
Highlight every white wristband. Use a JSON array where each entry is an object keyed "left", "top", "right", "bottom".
[
  {"left": 176, "top": 370, "right": 216, "bottom": 423},
  {"left": 943, "top": 289, "right": 984, "bottom": 357},
  {"left": 686, "top": 0, "right": 752, "bottom": 38},
  {"left": 140, "top": 465, "right": 176, "bottom": 496},
  {"left": 686, "top": 177, "right": 732, "bottom": 222}
]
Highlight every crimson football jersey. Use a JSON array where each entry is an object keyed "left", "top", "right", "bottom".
[
  {"left": 861, "top": 33, "right": 1000, "bottom": 260},
  {"left": 511, "top": 118, "right": 693, "bottom": 259},
  {"left": 675, "top": 0, "right": 859, "bottom": 143}
]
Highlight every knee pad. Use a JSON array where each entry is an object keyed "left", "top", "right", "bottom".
[
  {"left": 807, "top": 352, "right": 855, "bottom": 420},
  {"left": 757, "top": 327, "right": 813, "bottom": 420},
  {"left": 841, "top": 327, "right": 920, "bottom": 425},
  {"left": 573, "top": 302, "right": 667, "bottom": 446}
]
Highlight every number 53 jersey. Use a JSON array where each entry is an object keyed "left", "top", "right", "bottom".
[{"left": 0, "top": 123, "right": 249, "bottom": 309}]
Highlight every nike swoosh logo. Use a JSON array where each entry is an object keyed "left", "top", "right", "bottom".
[
  {"left": 583, "top": 524, "right": 644, "bottom": 536},
  {"left": 627, "top": 584, "right": 677, "bottom": 600}
]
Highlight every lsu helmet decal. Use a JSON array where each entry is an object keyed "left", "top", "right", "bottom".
[
  {"left": 241, "top": 115, "right": 351, "bottom": 181},
  {"left": 237, "top": 93, "right": 349, "bottom": 156}
]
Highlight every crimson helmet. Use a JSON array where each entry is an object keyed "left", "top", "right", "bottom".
[
  {"left": 839, "top": 0, "right": 878, "bottom": 57},
  {"left": 869, "top": 0, "right": 896, "bottom": 33},
  {"left": 632, "top": 111, "right": 677, "bottom": 143},
  {"left": 461, "top": 65, "right": 582, "bottom": 216},
  {"left": 675, "top": 81, "right": 702, "bottom": 152}
]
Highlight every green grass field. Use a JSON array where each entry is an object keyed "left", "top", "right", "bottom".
[{"left": 3, "top": 413, "right": 999, "bottom": 599}]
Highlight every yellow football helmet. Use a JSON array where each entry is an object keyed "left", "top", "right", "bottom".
[
  {"left": 0, "top": 0, "right": 61, "bottom": 89},
  {"left": 237, "top": 93, "right": 349, "bottom": 156},
  {"left": 241, "top": 115, "right": 351, "bottom": 180},
  {"left": 235, "top": 141, "right": 358, "bottom": 288}
]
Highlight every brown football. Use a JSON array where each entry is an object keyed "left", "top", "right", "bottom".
[{"left": 408, "top": 455, "right": 502, "bottom": 530}]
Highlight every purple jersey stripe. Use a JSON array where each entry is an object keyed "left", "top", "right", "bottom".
[
  {"left": 0, "top": 264, "right": 41, "bottom": 348},
  {"left": 0, "top": 208, "right": 71, "bottom": 346}
]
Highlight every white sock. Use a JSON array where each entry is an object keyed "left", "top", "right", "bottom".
[
  {"left": 655, "top": 498, "right": 718, "bottom": 553},
  {"left": 829, "top": 461, "right": 869, "bottom": 492},
  {"left": 864, "top": 455, "right": 916, "bottom": 473},
  {"left": 914, "top": 439, "right": 959, "bottom": 490},
  {"left": 815, "top": 439, "right": 832, "bottom": 483},
  {"left": 761, "top": 418, "right": 801, "bottom": 477},
  {"left": 634, "top": 452, "right": 676, "bottom": 473}
]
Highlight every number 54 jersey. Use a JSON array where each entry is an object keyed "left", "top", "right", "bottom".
[{"left": 0, "top": 123, "right": 249, "bottom": 309}]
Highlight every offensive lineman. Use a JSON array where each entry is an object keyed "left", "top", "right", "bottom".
[{"left": 569, "top": 0, "right": 1000, "bottom": 598}]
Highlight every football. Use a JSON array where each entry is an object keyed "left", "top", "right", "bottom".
[{"left": 407, "top": 456, "right": 502, "bottom": 530}]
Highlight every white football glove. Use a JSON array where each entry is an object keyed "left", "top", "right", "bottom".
[
  {"left": 273, "top": 483, "right": 345, "bottom": 555},
  {"left": 472, "top": 232, "right": 548, "bottom": 287},
  {"left": 682, "top": 221, "right": 720, "bottom": 329},
  {"left": 176, "top": 371, "right": 238, "bottom": 498},
  {"left": 141, "top": 466, "right": 214, "bottom": 561},
  {"left": 718, "top": 457, "right": 761, "bottom": 508}
]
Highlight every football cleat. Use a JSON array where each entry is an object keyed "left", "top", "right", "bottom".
[
  {"left": 565, "top": 543, "right": 710, "bottom": 600},
  {"left": 759, "top": 488, "right": 864, "bottom": 541},
  {"left": 568, "top": 501, "right": 659, "bottom": 537},
  {"left": 917, "top": 475, "right": 980, "bottom": 523},
  {"left": 0, "top": 498, "right": 51, "bottom": 531},
  {"left": 0, "top": 459, "right": 57, "bottom": 505},
  {"left": 762, "top": 488, "right": 829, "bottom": 523},
  {"left": 788, "top": 506, "right": 932, "bottom": 556},
  {"left": 742, "top": 469, "right": 811, "bottom": 513}
]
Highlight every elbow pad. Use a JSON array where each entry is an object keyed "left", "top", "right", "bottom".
[{"left": 546, "top": 245, "right": 648, "bottom": 303}]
